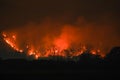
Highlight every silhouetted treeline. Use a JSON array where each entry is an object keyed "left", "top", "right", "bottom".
[{"left": 0, "top": 47, "right": 120, "bottom": 76}]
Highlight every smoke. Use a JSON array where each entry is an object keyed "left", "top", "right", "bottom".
[{"left": 2, "top": 16, "right": 120, "bottom": 58}]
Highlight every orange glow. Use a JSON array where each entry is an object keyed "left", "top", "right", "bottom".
[
  {"left": 19, "top": 50, "right": 23, "bottom": 53},
  {"left": 1, "top": 22, "right": 111, "bottom": 59},
  {"left": 90, "top": 50, "right": 96, "bottom": 55},
  {"left": 2, "top": 32, "right": 23, "bottom": 53},
  {"left": 54, "top": 38, "right": 68, "bottom": 51},
  {"left": 2, "top": 31, "right": 106, "bottom": 59},
  {"left": 1, "top": 15, "right": 119, "bottom": 60},
  {"left": 35, "top": 54, "right": 39, "bottom": 59},
  {"left": 28, "top": 50, "right": 35, "bottom": 56}
]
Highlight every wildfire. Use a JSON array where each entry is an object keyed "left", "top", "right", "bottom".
[
  {"left": 2, "top": 31, "right": 105, "bottom": 59},
  {"left": 2, "top": 32, "right": 23, "bottom": 53}
]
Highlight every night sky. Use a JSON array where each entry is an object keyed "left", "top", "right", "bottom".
[{"left": 0, "top": 0, "right": 120, "bottom": 59}]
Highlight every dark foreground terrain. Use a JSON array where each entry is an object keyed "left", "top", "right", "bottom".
[{"left": 0, "top": 47, "right": 120, "bottom": 79}]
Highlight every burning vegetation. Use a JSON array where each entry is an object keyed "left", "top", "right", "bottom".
[
  {"left": 2, "top": 31, "right": 104, "bottom": 59},
  {"left": 1, "top": 18, "right": 119, "bottom": 59}
]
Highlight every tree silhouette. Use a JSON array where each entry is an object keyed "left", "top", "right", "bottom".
[{"left": 105, "top": 47, "right": 120, "bottom": 65}]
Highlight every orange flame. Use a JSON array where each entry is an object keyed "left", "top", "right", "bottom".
[
  {"left": 1, "top": 25, "right": 106, "bottom": 59},
  {"left": 2, "top": 32, "right": 23, "bottom": 53},
  {"left": 2, "top": 32, "right": 105, "bottom": 59}
]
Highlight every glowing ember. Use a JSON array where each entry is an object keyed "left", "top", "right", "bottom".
[
  {"left": 55, "top": 49, "right": 58, "bottom": 53},
  {"left": 2, "top": 32, "right": 23, "bottom": 53},
  {"left": 90, "top": 50, "right": 96, "bottom": 55},
  {"left": 2, "top": 30, "right": 105, "bottom": 59},
  {"left": 19, "top": 50, "right": 23, "bottom": 53},
  {"left": 35, "top": 54, "right": 39, "bottom": 59}
]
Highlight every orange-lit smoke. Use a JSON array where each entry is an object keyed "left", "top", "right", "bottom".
[{"left": 1, "top": 17, "right": 120, "bottom": 59}]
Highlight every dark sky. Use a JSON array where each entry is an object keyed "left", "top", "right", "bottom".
[
  {"left": 0, "top": 0, "right": 120, "bottom": 30},
  {"left": 0, "top": 0, "right": 120, "bottom": 59}
]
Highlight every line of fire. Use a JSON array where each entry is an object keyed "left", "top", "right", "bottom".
[{"left": 1, "top": 31, "right": 105, "bottom": 59}]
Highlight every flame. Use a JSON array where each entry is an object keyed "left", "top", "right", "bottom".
[
  {"left": 2, "top": 32, "right": 23, "bottom": 53},
  {"left": 1, "top": 24, "right": 107, "bottom": 59},
  {"left": 2, "top": 31, "right": 105, "bottom": 59}
]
